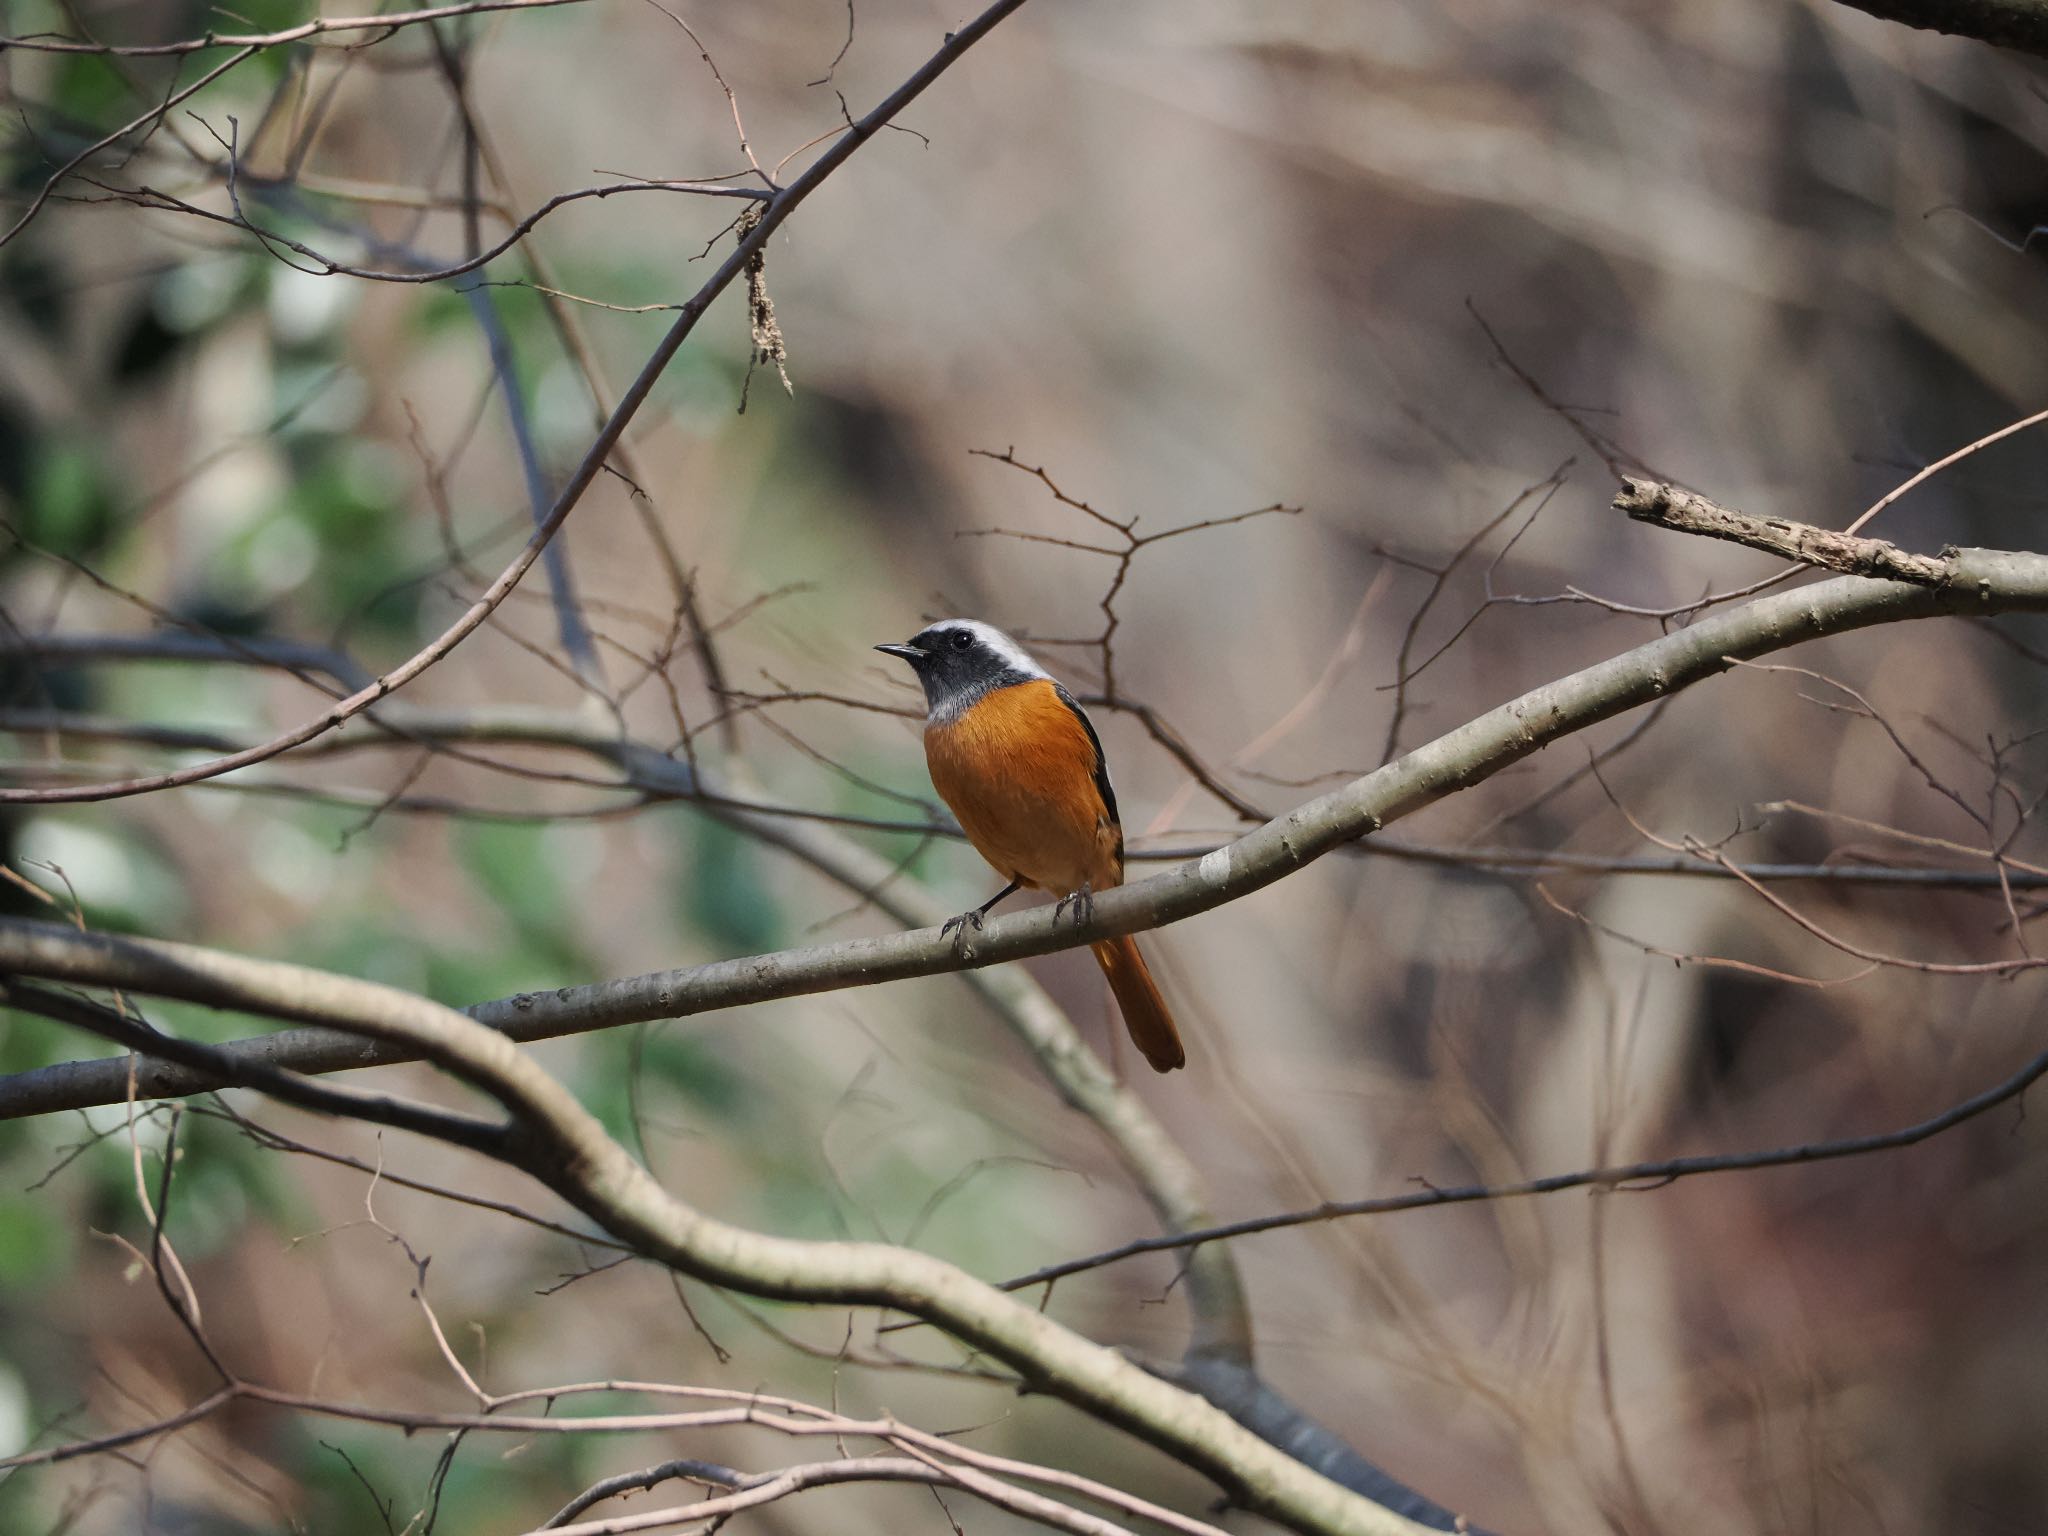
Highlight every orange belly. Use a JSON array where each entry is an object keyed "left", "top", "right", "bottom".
[{"left": 924, "top": 679, "right": 1122, "bottom": 896}]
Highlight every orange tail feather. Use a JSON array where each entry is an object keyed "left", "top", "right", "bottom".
[{"left": 1090, "top": 935, "right": 1185, "bottom": 1073}]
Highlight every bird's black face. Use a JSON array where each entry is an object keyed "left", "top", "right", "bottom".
[{"left": 875, "top": 619, "right": 1045, "bottom": 720}]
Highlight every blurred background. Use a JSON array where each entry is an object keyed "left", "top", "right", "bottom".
[{"left": 4, "top": 0, "right": 2048, "bottom": 1531}]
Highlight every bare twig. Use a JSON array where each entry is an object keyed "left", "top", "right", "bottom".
[
  {"left": 987, "top": 1033, "right": 2048, "bottom": 1293},
  {"left": 1616, "top": 478, "right": 1951, "bottom": 584},
  {"left": 0, "top": 0, "right": 1036, "bottom": 806},
  {"left": 1840, "top": 404, "right": 2048, "bottom": 537},
  {"left": 968, "top": 448, "right": 1296, "bottom": 700},
  {"left": 0, "top": 0, "right": 593, "bottom": 55},
  {"left": 0, "top": 45, "right": 262, "bottom": 252}
]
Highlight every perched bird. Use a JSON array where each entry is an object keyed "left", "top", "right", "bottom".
[{"left": 876, "top": 619, "right": 1185, "bottom": 1073}]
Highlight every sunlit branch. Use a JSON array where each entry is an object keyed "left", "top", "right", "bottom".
[
  {"left": 0, "top": 920, "right": 1437, "bottom": 1536},
  {"left": 9, "top": 538, "right": 2048, "bottom": 1119}
]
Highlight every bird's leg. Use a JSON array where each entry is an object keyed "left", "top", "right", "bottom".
[
  {"left": 943, "top": 877, "right": 1022, "bottom": 942},
  {"left": 1053, "top": 880, "right": 1095, "bottom": 927}
]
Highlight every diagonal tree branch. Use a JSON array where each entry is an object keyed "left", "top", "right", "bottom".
[
  {"left": 0, "top": 919, "right": 1439, "bottom": 1536},
  {"left": 7, "top": 489, "right": 2041, "bottom": 1534},
  {"left": 0, "top": 0, "right": 1033, "bottom": 806},
  {"left": 701, "top": 763, "right": 1256, "bottom": 1368},
  {"left": 1820, "top": 0, "right": 2048, "bottom": 58},
  {"left": 10, "top": 538, "right": 2048, "bottom": 1118}
]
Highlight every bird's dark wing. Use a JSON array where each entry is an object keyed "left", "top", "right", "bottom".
[{"left": 1053, "top": 682, "right": 1119, "bottom": 830}]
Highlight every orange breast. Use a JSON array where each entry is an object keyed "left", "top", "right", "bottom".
[{"left": 924, "top": 679, "right": 1123, "bottom": 896}]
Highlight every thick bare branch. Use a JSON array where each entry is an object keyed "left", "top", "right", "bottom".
[
  {"left": 10, "top": 543, "right": 2048, "bottom": 1119},
  {"left": 1615, "top": 478, "right": 1952, "bottom": 583},
  {"left": 1613, "top": 475, "right": 1949, "bottom": 581},
  {"left": 0, "top": 922, "right": 1436, "bottom": 1536}
]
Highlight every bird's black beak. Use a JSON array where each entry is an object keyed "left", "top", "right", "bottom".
[{"left": 874, "top": 643, "right": 925, "bottom": 663}]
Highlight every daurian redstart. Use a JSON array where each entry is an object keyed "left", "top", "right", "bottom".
[{"left": 877, "top": 619, "right": 1185, "bottom": 1073}]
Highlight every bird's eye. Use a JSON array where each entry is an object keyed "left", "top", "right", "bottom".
[{"left": 950, "top": 631, "right": 973, "bottom": 651}]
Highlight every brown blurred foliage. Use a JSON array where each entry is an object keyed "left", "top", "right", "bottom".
[{"left": 3, "top": 1, "right": 2048, "bottom": 1532}]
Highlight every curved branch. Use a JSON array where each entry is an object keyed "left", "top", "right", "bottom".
[
  {"left": 701, "top": 766, "right": 1255, "bottom": 1367},
  {"left": 0, "top": 674, "right": 1260, "bottom": 1362},
  {"left": 9, "top": 520, "right": 2041, "bottom": 1534},
  {"left": 9, "top": 544, "right": 2048, "bottom": 1120},
  {"left": 0, "top": 923, "right": 1434, "bottom": 1536}
]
